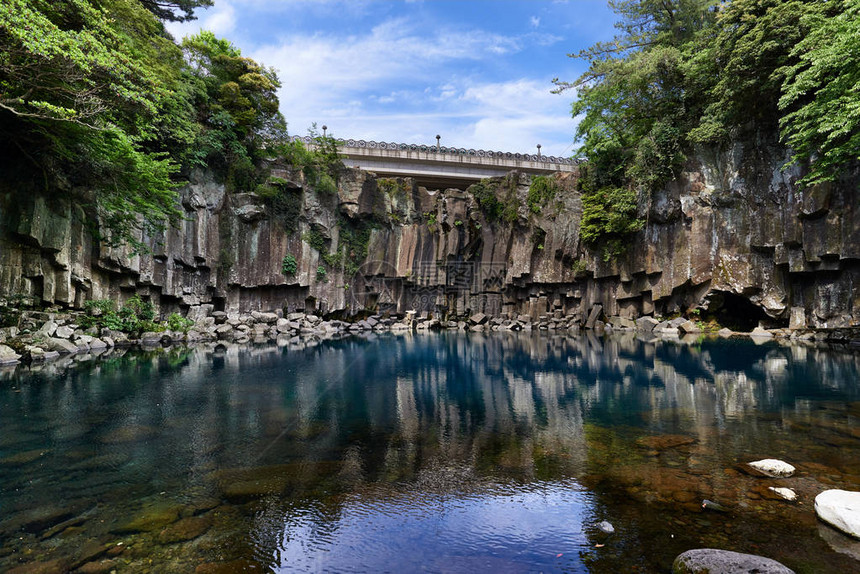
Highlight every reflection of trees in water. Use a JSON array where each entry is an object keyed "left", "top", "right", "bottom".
[
  {"left": 2, "top": 335, "right": 860, "bottom": 571},
  {"left": 4, "top": 334, "right": 859, "bottom": 491}
]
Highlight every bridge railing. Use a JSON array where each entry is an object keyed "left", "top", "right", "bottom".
[{"left": 287, "top": 135, "right": 577, "bottom": 166}]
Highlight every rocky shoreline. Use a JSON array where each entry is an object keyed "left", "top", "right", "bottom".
[{"left": 2, "top": 305, "right": 860, "bottom": 368}]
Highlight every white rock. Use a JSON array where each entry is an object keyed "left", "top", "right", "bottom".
[
  {"left": 596, "top": 520, "right": 615, "bottom": 534},
  {"left": 749, "top": 459, "right": 795, "bottom": 477},
  {"left": 815, "top": 489, "right": 860, "bottom": 539},
  {"left": 0, "top": 343, "right": 21, "bottom": 364},
  {"left": 769, "top": 487, "right": 797, "bottom": 501},
  {"left": 55, "top": 325, "right": 75, "bottom": 339}
]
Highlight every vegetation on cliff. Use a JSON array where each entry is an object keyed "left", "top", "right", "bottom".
[
  {"left": 558, "top": 0, "right": 859, "bottom": 252},
  {"left": 0, "top": 0, "right": 288, "bottom": 249}
]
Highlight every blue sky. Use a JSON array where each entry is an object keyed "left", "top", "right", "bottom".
[{"left": 167, "top": 0, "right": 618, "bottom": 157}]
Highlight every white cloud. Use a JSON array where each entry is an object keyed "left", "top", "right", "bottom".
[
  {"left": 165, "top": 0, "right": 236, "bottom": 39},
  {"left": 169, "top": 10, "right": 577, "bottom": 156},
  {"left": 530, "top": 16, "right": 541, "bottom": 28}
]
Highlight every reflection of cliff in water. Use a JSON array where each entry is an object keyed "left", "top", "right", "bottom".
[
  {"left": 2, "top": 333, "right": 860, "bottom": 572},
  {"left": 8, "top": 332, "right": 859, "bottom": 490}
]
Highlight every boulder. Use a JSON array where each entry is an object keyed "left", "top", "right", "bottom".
[
  {"left": 251, "top": 311, "right": 278, "bottom": 324},
  {"left": 750, "top": 326, "right": 774, "bottom": 338},
  {"left": 44, "top": 337, "right": 79, "bottom": 354},
  {"left": 585, "top": 305, "right": 603, "bottom": 329},
  {"left": 140, "top": 332, "right": 162, "bottom": 346},
  {"left": 678, "top": 320, "right": 702, "bottom": 334},
  {"left": 596, "top": 521, "right": 614, "bottom": 534},
  {"left": 815, "top": 489, "right": 860, "bottom": 539},
  {"left": 635, "top": 316, "right": 659, "bottom": 333},
  {"left": 37, "top": 320, "right": 58, "bottom": 337},
  {"left": 469, "top": 312, "right": 488, "bottom": 325},
  {"left": 0, "top": 343, "right": 21, "bottom": 364},
  {"left": 672, "top": 549, "right": 794, "bottom": 573},
  {"left": 55, "top": 325, "right": 75, "bottom": 339},
  {"left": 88, "top": 337, "right": 108, "bottom": 350},
  {"left": 609, "top": 316, "right": 635, "bottom": 330},
  {"left": 748, "top": 459, "right": 795, "bottom": 478}
]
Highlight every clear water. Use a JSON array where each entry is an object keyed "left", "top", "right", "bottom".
[{"left": 1, "top": 332, "right": 860, "bottom": 573}]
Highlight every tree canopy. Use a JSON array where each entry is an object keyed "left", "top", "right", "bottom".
[
  {"left": 140, "top": 0, "right": 213, "bottom": 22},
  {"left": 0, "top": 0, "right": 286, "bottom": 249},
  {"left": 557, "top": 0, "right": 859, "bottom": 254}
]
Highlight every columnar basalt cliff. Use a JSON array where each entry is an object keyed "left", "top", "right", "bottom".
[{"left": 1, "top": 139, "right": 858, "bottom": 330}]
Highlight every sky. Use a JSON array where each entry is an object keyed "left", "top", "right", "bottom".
[{"left": 166, "top": 0, "right": 619, "bottom": 157}]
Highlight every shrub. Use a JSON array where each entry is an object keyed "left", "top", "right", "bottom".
[
  {"left": 527, "top": 175, "right": 559, "bottom": 214},
  {"left": 166, "top": 313, "right": 194, "bottom": 333},
  {"left": 580, "top": 186, "right": 644, "bottom": 261},
  {"left": 469, "top": 178, "right": 518, "bottom": 223},
  {"left": 316, "top": 266, "right": 327, "bottom": 281},
  {"left": 282, "top": 254, "right": 298, "bottom": 276}
]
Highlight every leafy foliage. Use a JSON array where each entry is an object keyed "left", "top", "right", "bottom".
[
  {"left": 527, "top": 175, "right": 559, "bottom": 214},
  {"left": 0, "top": 0, "right": 190, "bottom": 249},
  {"left": 274, "top": 125, "right": 342, "bottom": 194},
  {"left": 0, "top": 2, "right": 290, "bottom": 249},
  {"left": 778, "top": 0, "right": 860, "bottom": 186},
  {"left": 181, "top": 31, "right": 287, "bottom": 191},
  {"left": 257, "top": 177, "right": 303, "bottom": 234},
  {"left": 140, "top": 0, "right": 212, "bottom": 22},
  {"left": 166, "top": 312, "right": 194, "bottom": 332},
  {"left": 580, "top": 186, "right": 644, "bottom": 261},
  {"left": 557, "top": 0, "right": 859, "bottom": 254},
  {"left": 469, "top": 178, "right": 518, "bottom": 223},
  {"left": 281, "top": 254, "right": 298, "bottom": 276},
  {"left": 81, "top": 295, "right": 163, "bottom": 333}
]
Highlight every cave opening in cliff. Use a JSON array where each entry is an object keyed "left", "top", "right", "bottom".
[{"left": 706, "top": 291, "right": 768, "bottom": 332}]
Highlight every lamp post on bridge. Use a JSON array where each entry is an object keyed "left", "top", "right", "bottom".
[
  {"left": 436, "top": 134, "right": 441, "bottom": 152},
  {"left": 322, "top": 125, "right": 327, "bottom": 138},
  {"left": 537, "top": 144, "right": 541, "bottom": 160}
]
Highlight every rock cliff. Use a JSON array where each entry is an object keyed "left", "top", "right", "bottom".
[{"left": 1, "top": 139, "right": 858, "bottom": 330}]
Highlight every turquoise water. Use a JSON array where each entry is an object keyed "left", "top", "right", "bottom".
[{"left": 1, "top": 333, "right": 860, "bottom": 572}]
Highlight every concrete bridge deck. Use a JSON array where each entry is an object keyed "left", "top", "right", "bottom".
[{"left": 290, "top": 136, "right": 577, "bottom": 189}]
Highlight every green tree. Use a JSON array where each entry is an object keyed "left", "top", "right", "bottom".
[
  {"left": 182, "top": 30, "right": 287, "bottom": 190},
  {"left": 0, "top": 0, "right": 188, "bottom": 249},
  {"left": 140, "top": 0, "right": 213, "bottom": 22},
  {"left": 778, "top": 0, "right": 860, "bottom": 186},
  {"left": 555, "top": 0, "right": 715, "bottom": 192}
]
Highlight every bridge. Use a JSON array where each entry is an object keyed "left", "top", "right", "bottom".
[{"left": 290, "top": 136, "right": 578, "bottom": 189}]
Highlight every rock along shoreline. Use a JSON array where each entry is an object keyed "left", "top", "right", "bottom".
[{"left": 2, "top": 306, "right": 860, "bottom": 368}]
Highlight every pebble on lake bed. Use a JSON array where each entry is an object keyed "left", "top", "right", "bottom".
[{"left": 768, "top": 487, "right": 797, "bottom": 502}]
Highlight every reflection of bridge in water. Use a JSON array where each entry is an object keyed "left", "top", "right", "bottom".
[{"left": 290, "top": 136, "right": 578, "bottom": 189}]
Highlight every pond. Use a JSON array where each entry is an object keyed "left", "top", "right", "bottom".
[{"left": 1, "top": 332, "right": 860, "bottom": 573}]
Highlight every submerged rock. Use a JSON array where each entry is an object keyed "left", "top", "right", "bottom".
[
  {"left": 596, "top": 520, "right": 615, "bottom": 534},
  {"left": 768, "top": 487, "right": 798, "bottom": 502},
  {"left": 701, "top": 499, "right": 729, "bottom": 513},
  {"left": 747, "top": 459, "right": 795, "bottom": 477},
  {"left": 636, "top": 434, "right": 696, "bottom": 451},
  {"left": 158, "top": 515, "right": 212, "bottom": 544},
  {"left": 112, "top": 504, "right": 181, "bottom": 534},
  {"left": 672, "top": 548, "right": 795, "bottom": 573},
  {"left": 815, "top": 489, "right": 860, "bottom": 539}
]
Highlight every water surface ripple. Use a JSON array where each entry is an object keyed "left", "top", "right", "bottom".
[{"left": 1, "top": 332, "right": 859, "bottom": 572}]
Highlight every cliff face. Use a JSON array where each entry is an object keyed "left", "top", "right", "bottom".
[{"left": 1, "top": 139, "right": 858, "bottom": 329}]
